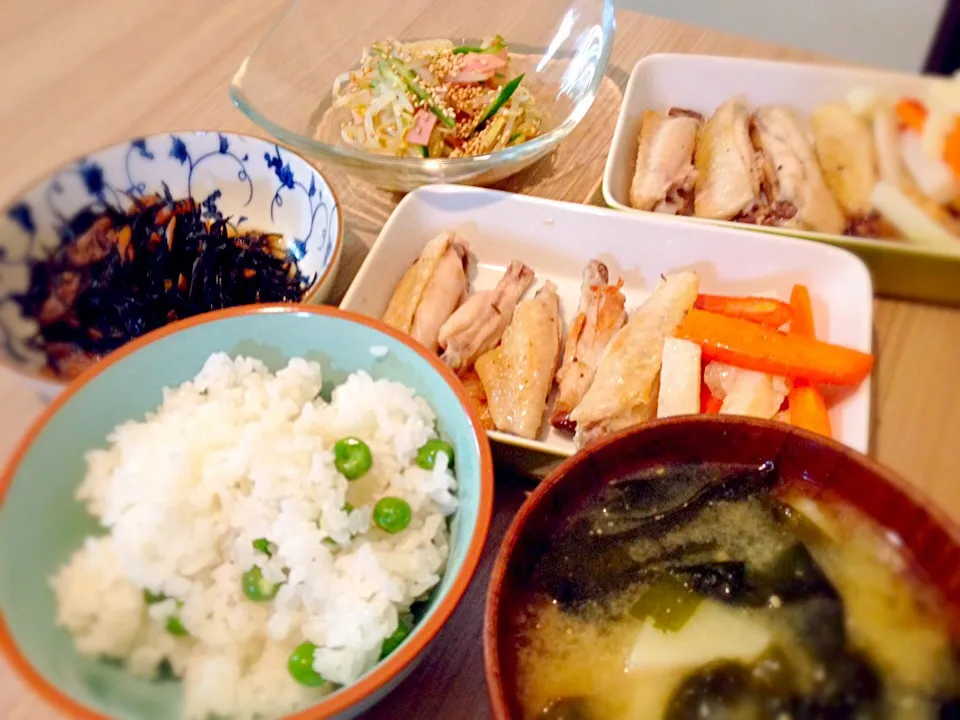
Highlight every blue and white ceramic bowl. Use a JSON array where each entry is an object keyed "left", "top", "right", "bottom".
[{"left": 0, "top": 131, "right": 342, "bottom": 399}]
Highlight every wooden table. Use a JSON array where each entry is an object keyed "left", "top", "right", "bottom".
[{"left": 1, "top": 1, "right": 959, "bottom": 718}]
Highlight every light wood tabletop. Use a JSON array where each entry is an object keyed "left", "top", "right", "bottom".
[{"left": 1, "top": 1, "right": 958, "bottom": 718}]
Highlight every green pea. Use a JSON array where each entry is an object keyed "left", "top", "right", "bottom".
[
  {"left": 342, "top": 501, "right": 355, "bottom": 513},
  {"left": 242, "top": 566, "right": 281, "bottom": 601},
  {"left": 333, "top": 437, "right": 373, "bottom": 480},
  {"left": 288, "top": 641, "right": 326, "bottom": 687},
  {"left": 252, "top": 538, "right": 272, "bottom": 557},
  {"left": 415, "top": 439, "right": 455, "bottom": 470},
  {"left": 379, "top": 620, "right": 411, "bottom": 659},
  {"left": 373, "top": 497, "right": 412, "bottom": 534},
  {"left": 165, "top": 615, "right": 188, "bottom": 637},
  {"left": 143, "top": 589, "right": 166, "bottom": 605}
]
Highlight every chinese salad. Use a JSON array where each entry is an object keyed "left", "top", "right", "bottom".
[{"left": 332, "top": 36, "right": 544, "bottom": 158}]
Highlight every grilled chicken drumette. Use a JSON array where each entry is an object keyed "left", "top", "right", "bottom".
[
  {"left": 750, "top": 105, "right": 846, "bottom": 234},
  {"left": 630, "top": 108, "right": 703, "bottom": 215},
  {"left": 475, "top": 282, "right": 562, "bottom": 440},
  {"left": 694, "top": 98, "right": 764, "bottom": 221},
  {"left": 437, "top": 260, "right": 535, "bottom": 372},
  {"left": 551, "top": 261, "right": 627, "bottom": 432},
  {"left": 382, "top": 231, "right": 469, "bottom": 352}
]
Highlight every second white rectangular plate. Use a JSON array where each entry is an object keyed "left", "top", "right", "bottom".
[
  {"left": 341, "top": 185, "right": 873, "bottom": 456},
  {"left": 601, "top": 53, "right": 960, "bottom": 305}
]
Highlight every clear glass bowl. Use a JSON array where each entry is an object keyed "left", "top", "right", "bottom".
[{"left": 230, "top": 0, "right": 616, "bottom": 192}]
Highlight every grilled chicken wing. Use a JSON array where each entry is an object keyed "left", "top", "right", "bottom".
[
  {"left": 570, "top": 272, "right": 700, "bottom": 448},
  {"left": 751, "top": 106, "right": 846, "bottom": 234},
  {"left": 810, "top": 102, "right": 877, "bottom": 218},
  {"left": 458, "top": 367, "right": 494, "bottom": 430},
  {"left": 551, "top": 261, "right": 627, "bottom": 432},
  {"left": 630, "top": 108, "right": 703, "bottom": 215},
  {"left": 382, "top": 231, "right": 469, "bottom": 351},
  {"left": 410, "top": 242, "right": 469, "bottom": 352},
  {"left": 475, "top": 282, "right": 562, "bottom": 440},
  {"left": 438, "top": 261, "right": 534, "bottom": 371},
  {"left": 694, "top": 98, "right": 763, "bottom": 220}
]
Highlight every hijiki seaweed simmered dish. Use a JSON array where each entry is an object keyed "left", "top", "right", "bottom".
[
  {"left": 15, "top": 191, "right": 312, "bottom": 380},
  {"left": 332, "top": 37, "right": 544, "bottom": 158},
  {"left": 512, "top": 461, "right": 960, "bottom": 719}
]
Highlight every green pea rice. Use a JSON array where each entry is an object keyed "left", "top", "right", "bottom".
[{"left": 50, "top": 354, "right": 458, "bottom": 719}]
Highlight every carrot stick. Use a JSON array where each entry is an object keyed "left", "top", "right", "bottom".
[
  {"left": 945, "top": 117, "right": 960, "bottom": 183},
  {"left": 704, "top": 394, "right": 723, "bottom": 414},
  {"left": 788, "top": 385, "right": 831, "bottom": 436},
  {"left": 676, "top": 309, "right": 874, "bottom": 387},
  {"left": 786, "top": 285, "right": 832, "bottom": 438},
  {"left": 700, "top": 381, "right": 723, "bottom": 413},
  {"left": 788, "top": 285, "right": 816, "bottom": 337},
  {"left": 694, "top": 294, "right": 794, "bottom": 328},
  {"left": 895, "top": 97, "right": 927, "bottom": 133}
]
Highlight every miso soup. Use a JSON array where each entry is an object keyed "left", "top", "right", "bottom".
[{"left": 513, "top": 461, "right": 960, "bottom": 719}]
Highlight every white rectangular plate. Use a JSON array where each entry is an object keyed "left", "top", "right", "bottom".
[
  {"left": 601, "top": 53, "right": 960, "bottom": 305},
  {"left": 341, "top": 185, "right": 873, "bottom": 456}
]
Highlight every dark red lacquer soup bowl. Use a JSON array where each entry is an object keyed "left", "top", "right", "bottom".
[{"left": 484, "top": 417, "right": 960, "bottom": 720}]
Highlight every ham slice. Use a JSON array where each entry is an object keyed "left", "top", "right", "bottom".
[
  {"left": 406, "top": 110, "right": 438, "bottom": 146},
  {"left": 461, "top": 54, "right": 507, "bottom": 73},
  {"left": 450, "top": 53, "right": 507, "bottom": 84}
]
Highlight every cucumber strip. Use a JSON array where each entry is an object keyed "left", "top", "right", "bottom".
[
  {"left": 377, "top": 59, "right": 455, "bottom": 129},
  {"left": 377, "top": 61, "right": 407, "bottom": 91},
  {"left": 472, "top": 73, "right": 524, "bottom": 135}
]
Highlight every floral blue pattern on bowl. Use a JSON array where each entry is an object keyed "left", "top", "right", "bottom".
[{"left": 0, "top": 131, "right": 342, "bottom": 398}]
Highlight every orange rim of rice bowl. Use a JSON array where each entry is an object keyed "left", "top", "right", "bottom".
[{"left": 0, "top": 302, "right": 496, "bottom": 720}]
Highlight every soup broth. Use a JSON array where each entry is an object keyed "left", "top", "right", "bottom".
[{"left": 513, "top": 462, "right": 960, "bottom": 720}]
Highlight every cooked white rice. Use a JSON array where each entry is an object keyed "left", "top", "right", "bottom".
[{"left": 50, "top": 353, "right": 459, "bottom": 719}]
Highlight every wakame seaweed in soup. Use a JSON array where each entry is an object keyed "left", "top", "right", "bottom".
[{"left": 514, "top": 462, "right": 960, "bottom": 720}]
